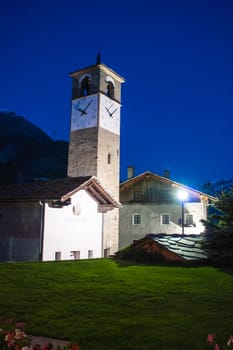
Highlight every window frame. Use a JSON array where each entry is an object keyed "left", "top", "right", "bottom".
[
  {"left": 161, "top": 213, "right": 170, "bottom": 225},
  {"left": 133, "top": 190, "right": 143, "bottom": 201},
  {"left": 70, "top": 251, "right": 80, "bottom": 260},
  {"left": 185, "top": 214, "right": 194, "bottom": 226},
  {"left": 132, "top": 213, "right": 142, "bottom": 225},
  {"left": 88, "top": 250, "right": 93, "bottom": 259},
  {"left": 55, "top": 251, "right": 61, "bottom": 261}
]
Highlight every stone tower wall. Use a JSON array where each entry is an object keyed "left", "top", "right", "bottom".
[
  {"left": 97, "top": 128, "right": 120, "bottom": 201},
  {"left": 68, "top": 128, "right": 98, "bottom": 177}
]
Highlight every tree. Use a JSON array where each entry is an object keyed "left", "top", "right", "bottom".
[{"left": 202, "top": 188, "right": 233, "bottom": 266}]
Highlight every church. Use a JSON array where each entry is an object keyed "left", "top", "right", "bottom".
[
  {"left": 0, "top": 58, "right": 125, "bottom": 262},
  {"left": 0, "top": 57, "right": 214, "bottom": 262}
]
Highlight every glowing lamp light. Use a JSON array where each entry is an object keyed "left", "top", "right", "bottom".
[{"left": 177, "top": 189, "right": 188, "bottom": 201}]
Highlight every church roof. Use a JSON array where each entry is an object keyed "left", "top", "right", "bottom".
[{"left": 0, "top": 176, "right": 121, "bottom": 210}]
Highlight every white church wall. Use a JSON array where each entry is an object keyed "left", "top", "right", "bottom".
[{"left": 42, "top": 189, "right": 103, "bottom": 261}]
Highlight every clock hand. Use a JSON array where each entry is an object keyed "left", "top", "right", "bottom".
[
  {"left": 78, "top": 107, "right": 87, "bottom": 115},
  {"left": 83, "top": 100, "right": 93, "bottom": 112},
  {"left": 109, "top": 108, "right": 118, "bottom": 117},
  {"left": 105, "top": 104, "right": 116, "bottom": 117},
  {"left": 105, "top": 106, "right": 111, "bottom": 114},
  {"left": 77, "top": 100, "right": 93, "bottom": 116},
  {"left": 73, "top": 102, "right": 86, "bottom": 116}
]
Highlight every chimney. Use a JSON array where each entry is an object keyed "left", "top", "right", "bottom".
[
  {"left": 163, "top": 170, "right": 170, "bottom": 179},
  {"left": 127, "top": 166, "right": 134, "bottom": 179}
]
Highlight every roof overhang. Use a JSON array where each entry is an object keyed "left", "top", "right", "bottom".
[
  {"left": 69, "top": 63, "right": 125, "bottom": 83},
  {"left": 120, "top": 171, "right": 216, "bottom": 202},
  {"left": 62, "top": 176, "right": 121, "bottom": 211}
]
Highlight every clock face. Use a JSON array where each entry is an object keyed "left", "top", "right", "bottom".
[
  {"left": 99, "top": 94, "right": 120, "bottom": 135},
  {"left": 71, "top": 94, "right": 98, "bottom": 131}
]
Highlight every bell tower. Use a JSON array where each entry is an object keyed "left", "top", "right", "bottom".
[{"left": 68, "top": 56, "right": 125, "bottom": 256}]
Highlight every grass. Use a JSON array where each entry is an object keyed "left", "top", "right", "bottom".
[{"left": 0, "top": 258, "right": 233, "bottom": 350}]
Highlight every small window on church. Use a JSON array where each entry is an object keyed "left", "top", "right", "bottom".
[
  {"left": 70, "top": 250, "right": 80, "bottom": 260},
  {"left": 107, "top": 153, "right": 111, "bottom": 164},
  {"left": 88, "top": 250, "right": 93, "bottom": 259},
  {"left": 55, "top": 251, "right": 61, "bottom": 261},
  {"left": 73, "top": 202, "right": 81, "bottom": 216},
  {"left": 107, "top": 81, "right": 115, "bottom": 98},
  {"left": 80, "top": 76, "right": 90, "bottom": 96}
]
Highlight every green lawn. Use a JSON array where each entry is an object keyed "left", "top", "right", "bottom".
[{"left": 0, "top": 259, "right": 232, "bottom": 350}]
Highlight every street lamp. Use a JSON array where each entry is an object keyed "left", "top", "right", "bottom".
[{"left": 177, "top": 190, "right": 188, "bottom": 236}]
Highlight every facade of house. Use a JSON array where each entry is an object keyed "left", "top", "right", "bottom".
[
  {"left": 0, "top": 176, "right": 120, "bottom": 262},
  {"left": 119, "top": 171, "right": 215, "bottom": 250}
]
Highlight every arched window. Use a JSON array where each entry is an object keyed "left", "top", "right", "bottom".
[
  {"left": 80, "top": 76, "right": 90, "bottom": 96},
  {"left": 107, "top": 153, "right": 111, "bottom": 164},
  {"left": 107, "top": 81, "right": 115, "bottom": 98}
]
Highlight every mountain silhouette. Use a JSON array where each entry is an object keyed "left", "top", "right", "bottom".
[{"left": 0, "top": 111, "right": 68, "bottom": 184}]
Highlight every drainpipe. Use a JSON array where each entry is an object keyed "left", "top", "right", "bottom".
[
  {"left": 101, "top": 212, "right": 104, "bottom": 258},
  {"left": 39, "top": 201, "right": 45, "bottom": 261}
]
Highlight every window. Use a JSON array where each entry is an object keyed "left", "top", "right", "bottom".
[
  {"left": 70, "top": 251, "right": 80, "bottom": 260},
  {"left": 185, "top": 214, "right": 194, "bottom": 226},
  {"left": 72, "top": 202, "right": 81, "bottom": 216},
  {"left": 161, "top": 213, "right": 170, "bottom": 224},
  {"left": 88, "top": 250, "right": 93, "bottom": 259},
  {"left": 133, "top": 190, "right": 142, "bottom": 201},
  {"left": 55, "top": 251, "right": 61, "bottom": 261},
  {"left": 133, "top": 183, "right": 142, "bottom": 201},
  {"left": 107, "top": 153, "right": 111, "bottom": 164},
  {"left": 132, "top": 214, "right": 141, "bottom": 225},
  {"left": 159, "top": 189, "right": 170, "bottom": 202}
]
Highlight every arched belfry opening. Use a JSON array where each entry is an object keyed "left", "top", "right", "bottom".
[
  {"left": 107, "top": 81, "right": 115, "bottom": 98},
  {"left": 80, "top": 76, "right": 90, "bottom": 96}
]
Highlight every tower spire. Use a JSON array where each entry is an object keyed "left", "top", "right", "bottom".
[{"left": 96, "top": 47, "right": 101, "bottom": 64}]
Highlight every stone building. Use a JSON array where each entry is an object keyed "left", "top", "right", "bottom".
[{"left": 119, "top": 170, "right": 215, "bottom": 250}]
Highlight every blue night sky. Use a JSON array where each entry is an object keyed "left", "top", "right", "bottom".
[{"left": 0, "top": 0, "right": 232, "bottom": 188}]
